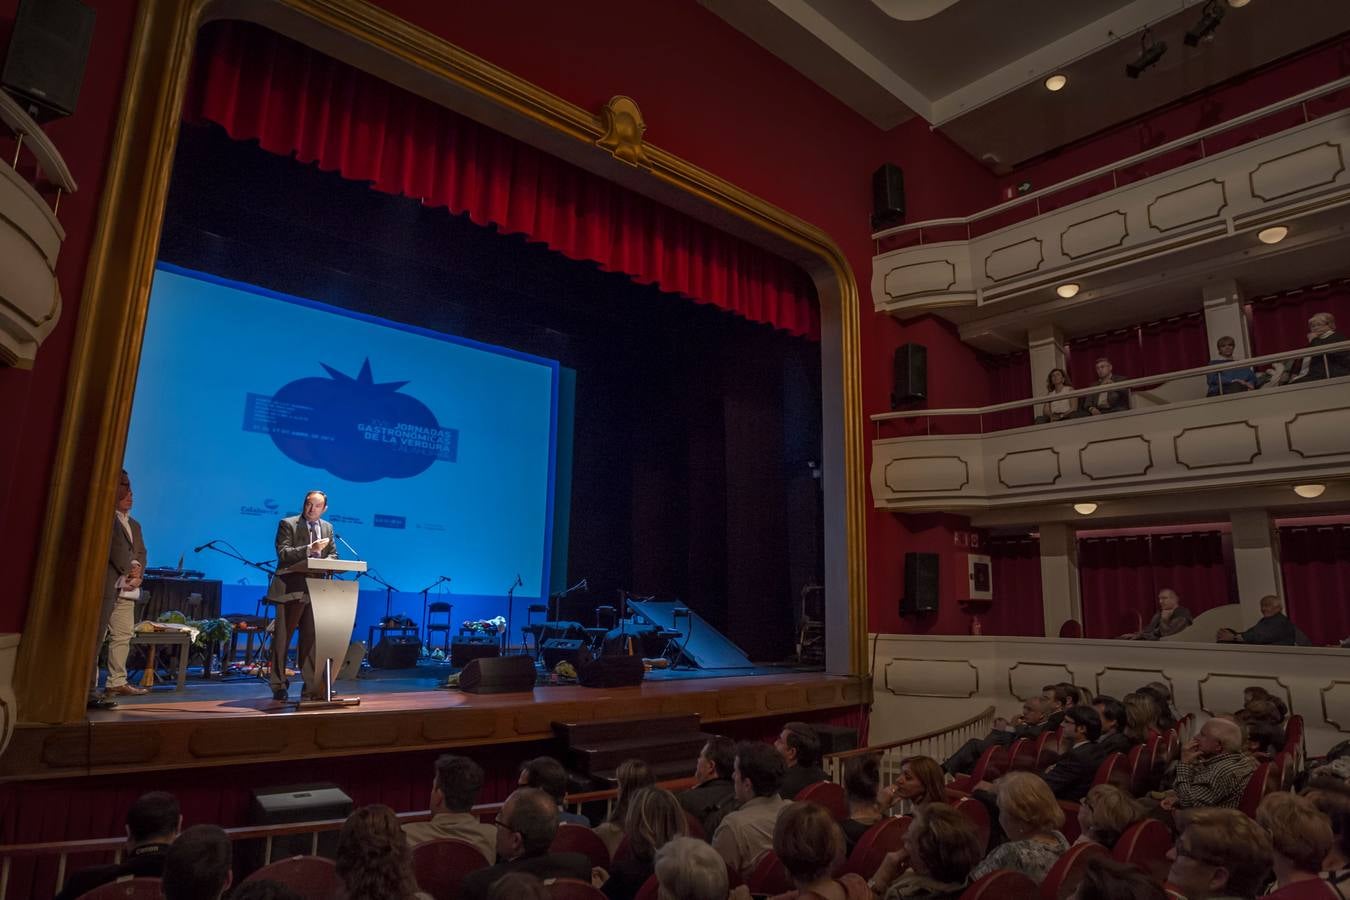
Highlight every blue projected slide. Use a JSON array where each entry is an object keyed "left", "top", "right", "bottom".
[{"left": 124, "top": 265, "right": 558, "bottom": 621}]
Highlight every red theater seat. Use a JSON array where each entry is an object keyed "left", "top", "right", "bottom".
[
  {"left": 953, "top": 796, "right": 991, "bottom": 853},
  {"left": 838, "top": 815, "right": 911, "bottom": 879},
  {"left": 1092, "top": 752, "right": 1126, "bottom": 789},
  {"left": 1059, "top": 620, "right": 1083, "bottom": 638},
  {"left": 239, "top": 856, "right": 339, "bottom": 900},
  {"left": 1040, "top": 841, "right": 1108, "bottom": 900},
  {"left": 1265, "top": 879, "right": 1343, "bottom": 899},
  {"left": 411, "top": 838, "right": 490, "bottom": 900},
  {"left": 747, "top": 850, "right": 794, "bottom": 895},
  {"left": 950, "top": 744, "right": 1011, "bottom": 793},
  {"left": 547, "top": 879, "right": 607, "bottom": 899},
  {"left": 76, "top": 879, "right": 163, "bottom": 900},
  {"left": 551, "top": 822, "right": 611, "bottom": 870},
  {"left": 1058, "top": 801, "right": 1081, "bottom": 844},
  {"left": 960, "top": 870, "right": 1039, "bottom": 900},
  {"left": 1112, "top": 819, "right": 1173, "bottom": 884},
  {"left": 1238, "top": 761, "right": 1276, "bottom": 819},
  {"left": 1033, "top": 731, "right": 1060, "bottom": 770},
  {"left": 796, "top": 780, "right": 848, "bottom": 820},
  {"left": 1126, "top": 743, "right": 1151, "bottom": 796}
]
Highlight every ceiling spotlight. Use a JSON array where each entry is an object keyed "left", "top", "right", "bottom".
[
  {"left": 1073, "top": 502, "right": 1099, "bottom": 516},
  {"left": 1056, "top": 283, "right": 1081, "bottom": 299},
  {"left": 1044, "top": 73, "right": 1068, "bottom": 92},
  {"left": 1258, "top": 225, "right": 1289, "bottom": 244},
  {"left": 1126, "top": 28, "right": 1167, "bottom": 78},
  {"left": 1293, "top": 484, "right": 1326, "bottom": 499},
  {"left": 1185, "top": 0, "right": 1226, "bottom": 46},
  {"left": 1226, "top": 0, "right": 1250, "bottom": 7}
]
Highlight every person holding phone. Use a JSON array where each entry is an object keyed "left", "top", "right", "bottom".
[{"left": 266, "top": 490, "right": 337, "bottom": 701}]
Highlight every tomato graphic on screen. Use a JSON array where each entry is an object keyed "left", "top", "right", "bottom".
[{"left": 269, "top": 359, "right": 449, "bottom": 482}]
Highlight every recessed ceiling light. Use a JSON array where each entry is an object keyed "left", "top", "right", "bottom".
[
  {"left": 1293, "top": 484, "right": 1326, "bottom": 499},
  {"left": 1044, "top": 74, "right": 1068, "bottom": 92},
  {"left": 1258, "top": 225, "right": 1289, "bottom": 244},
  {"left": 1073, "top": 502, "right": 1098, "bottom": 515},
  {"left": 1057, "top": 283, "right": 1080, "bottom": 299}
]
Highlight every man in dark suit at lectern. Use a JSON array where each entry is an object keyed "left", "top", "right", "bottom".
[{"left": 267, "top": 490, "right": 337, "bottom": 701}]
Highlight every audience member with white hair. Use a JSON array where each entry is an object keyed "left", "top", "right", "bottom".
[
  {"left": 1160, "top": 717, "right": 1256, "bottom": 811},
  {"left": 1287, "top": 312, "right": 1350, "bottom": 383},
  {"left": 1217, "top": 595, "right": 1310, "bottom": 646},
  {"left": 654, "top": 836, "right": 729, "bottom": 900}
]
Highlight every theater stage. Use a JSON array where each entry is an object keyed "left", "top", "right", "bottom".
[{"left": 0, "top": 670, "right": 868, "bottom": 783}]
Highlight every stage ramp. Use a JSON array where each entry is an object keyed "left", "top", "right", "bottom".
[{"left": 627, "top": 599, "right": 754, "bottom": 669}]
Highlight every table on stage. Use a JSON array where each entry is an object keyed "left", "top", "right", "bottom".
[{"left": 141, "top": 575, "right": 223, "bottom": 621}]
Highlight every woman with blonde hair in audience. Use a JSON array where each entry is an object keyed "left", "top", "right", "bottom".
[
  {"left": 1121, "top": 693, "right": 1159, "bottom": 743},
  {"left": 594, "top": 757, "right": 655, "bottom": 858},
  {"left": 766, "top": 801, "right": 870, "bottom": 899},
  {"left": 866, "top": 803, "right": 983, "bottom": 899},
  {"left": 969, "top": 773, "right": 1069, "bottom": 884},
  {"left": 602, "top": 786, "right": 687, "bottom": 900},
  {"left": 1257, "top": 792, "right": 1334, "bottom": 892},
  {"left": 1075, "top": 785, "right": 1144, "bottom": 850},
  {"left": 881, "top": 756, "right": 947, "bottom": 812},
  {"left": 334, "top": 804, "right": 431, "bottom": 900}
]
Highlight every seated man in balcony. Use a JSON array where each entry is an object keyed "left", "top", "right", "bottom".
[
  {"left": 1083, "top": 357, "right": 1129, "bottom": 415},
  {"left": 1217, "top": 595, "right": 1311, "bottom": 646},
  {"left": 1287, "top": 312, "right": 1350, "bottom": 383},
  {"left": 1121, "top": 588, "right": 1193, "bottom": 640},
  {"left": 1206, "top": 335, "right": 1257, "bottom": 396}
]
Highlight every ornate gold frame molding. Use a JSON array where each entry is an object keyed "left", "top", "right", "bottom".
[{"left": 15, "top": 0, "right": 866, "bottom": 723}]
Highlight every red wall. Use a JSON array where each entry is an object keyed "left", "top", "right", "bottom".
[{"left": 0, "top": 0, "right": 999, "bottom": 641}]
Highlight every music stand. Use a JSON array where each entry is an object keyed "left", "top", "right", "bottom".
[{"left": 668, "top": 607, "right": 694, "bottom": 669}]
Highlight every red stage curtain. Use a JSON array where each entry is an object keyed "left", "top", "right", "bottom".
[
  {"left": 1067, "top": 313, "right": 1206, "bottom": 387},
  {"left": 1077, "top": 530, "right": 1228, "bottom": 638},
  {"left": 1279, "top": 523, "right": 1350, "bottom": 646},
  {"left": 1249, "top": 280, "right": 1350, "bottom": 356},
  {"left": 980, "top": 352, "right": 1033, "bottom": 431},
  {"left": 983, "top": 535, "right": 1044, "bottom": 636},
  {"left": 182, "top": 22, "right": 819, "bottom": 339}
]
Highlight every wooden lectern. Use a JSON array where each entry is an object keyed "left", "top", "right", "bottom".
[{"left": 274, "top": 556, "right": 366, "bottom": 708}]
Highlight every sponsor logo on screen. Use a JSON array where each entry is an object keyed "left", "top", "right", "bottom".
[{"left": 373, "top": 514, "right": 407, "bottom": 529}]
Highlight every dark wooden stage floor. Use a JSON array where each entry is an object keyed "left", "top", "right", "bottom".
[{"left": 1, "top": 672, "right": 868, "bottom": 782}]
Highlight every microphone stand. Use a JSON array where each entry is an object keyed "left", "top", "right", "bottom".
[
  {"left": 194, "top": 541, "right": 277, "bottom": 670},
  {"left": 418, "top": 576, "right": 452, "bottom": 649},
  {"left": 505, "top": 577, "right": 519, "bottom": 655}
]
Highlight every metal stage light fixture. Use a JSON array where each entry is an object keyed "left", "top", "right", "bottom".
[
  {"left": 1126, "top": 29, "right": 1167, "bottom": 79},
  {"left": 1184, "top": 0, "right": 1225, "bottom": 47}
]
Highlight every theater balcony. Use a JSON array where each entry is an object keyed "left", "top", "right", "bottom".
[{"left": 869, "top": 350, "right": 1350, "bottom": 522}]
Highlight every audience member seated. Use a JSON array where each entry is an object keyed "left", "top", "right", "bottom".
[
  {"left": 776, "top": 722, "right": 830, "bottom": 799},
  {"left": 1160, "top": 717, "right": 1255, "bottom": 811},
  {"left": 228, "top": 880, "right": 303, "bottom": 900},
  {"left": 1239, "top": 697, "right": 1286, "bottom": 727},
  {"left": 601, "top": 786, "right": 687, "bottom": 900},
  {"left": 1166, "top": 808, "right": 1272, "bottom": 900},
  {"left": 1036, "top": 368, "right": 1080, "bottom": 424},
  {"left": 712, "top": 741, "right": 791, "bottom": 880},
  {"left": 487, "top": 872, "right": 549, "bottom": 900},
  {"left": 1121, "top": 693, "right": 1159, "bottom": 744},
  {"left": 1083, "top": 358, "right": 1129, "bottom": 416},
  {"left": 679, "top": 736, "right": 738, "bottom": 837},
  {"left": 1206, "top": 335, "right": 1257, "bottom": 396},
  {"left": 519, "top": 756, "right": 589, "bottom": 826},
  {"left": 1244, "top": 687, "right": 1289, "bottom": 721},
  {"left": 1073, "top": 856, "right": 1166, "bottom": 900},
  {"left": 460, "top": 787, "right": 592, "bottom": 900},
  {"left": 867, "top": 803, "right": 983, "bottom": 900},
  {"left": 1140, "top": 682, "right": 1180, "bottom": 733},
  {"left": 968, "top": 772, "right": 1070, "bottom": 884},
  {"left": 654, "top": 836, "right": 729, "bottom": 900},
  {"left": 881, "top": 756, "right": 947, "bottom": 813},
  {"left": 337, "top": 804, "right": 432, "bottom": 900},
  {"left": 1242, "top": 720, "right": 1285, "bottom": 759},
  {"left": 842, "top": 755, "right": 885, "bottom": 854},
  {"left": 942, "top": 696, "right": 1053, "bottom": 775},
  {"left": 1301, "top": 775, "right": 1350, "bottom": 872},
  {"left": 595, "top": 758, "right": 655, "bottom": 859},
  {"left": 1257, "top": 792, "right": 1335, "bottom": 894},
  {"left": 1074, "top": 785, "right": 1144, "bottom": 850},
  {"left": 981, "top": 706, "right": 1103, "bottom": 802},
  {"left": 1094, "top": 700, "right": 1135, "bottom": 756},
  {"left": 1045, "top": 683, "right": 1079, "bottom": 729},
  {"left": 765, "top": 801, "right": 870, "bottom": 899},
  {"left": 1121, "top": 589, "right": 1193, "bottom": 640},
  {"left": 56, "top": 790, "right": 181, "bottom": 900},
  {"left": 1286, "top": 312, "right": 1350, "bottom": 383},
  {"left": 1218, "top": 595, "right": 1311, "bottom": 646},
  {"left": 162, "top": 824, "right": 233, "bottom": 900},
  {"left": 403, "top": 753, "right": 496, "bottom": 862}
]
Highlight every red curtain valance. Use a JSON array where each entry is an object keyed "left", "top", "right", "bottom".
[{"left": 183, "top": 22, "right": 819, "bottom": 339}]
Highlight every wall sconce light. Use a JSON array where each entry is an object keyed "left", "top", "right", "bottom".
[
  {"left": 1258, "top": 225, "right": 1288, "bottom": 244},
  {"left": 1073, "top": 502, "right": 1099, "bottom": 515},
  {"left": 1044, "top": 74, "right": 1068, "bottom": 92},
  {"left": 1293, "top": 484, "right": 1326, "bottom": 499},
  {"left": 1057, "top": 283, "right": 1080, "bottom": 299}
]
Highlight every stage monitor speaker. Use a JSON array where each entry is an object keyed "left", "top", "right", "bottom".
[
  {"left": 871, "top": 163, "right": 906, "bottom": 231},
  {"left": 336, "top": 641, "right": 366, "bottom": 680},
  {"left": 541, "top": 638, "right": 591, "bottom": 670},
  {"left": 891, "top": 343, "right": 927, "bottom": 407},
  {"left": 901, "top": 552, "right": 940, "bottom": 614},
  {"left": 460, "top": 654, "right": 536, "bottom": 693},
  {"left": 246, "top": 783, "right": 352, "bottom": 865},
  {"left": 0, "top": 0, "right": 95, "bottom": 121},
  {"left": 578, "top": 654, "right": 645, "bottom": 688},
  {"left": 369, "top": 635, "right": 421, "bottom": 669},
  {"left": 450, "top": 635, "right": 500, "bottom": 668}
]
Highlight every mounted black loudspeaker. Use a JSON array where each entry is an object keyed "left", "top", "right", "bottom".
[
  {"left": 871, "top": 163, "right": 906, "bottom": 231},
  {"left": 891, "top": 343, "right": 927, "bottom": 407},
  {"left": 0, "top": 0, "right": 96, "bottom": 121},
  {"left": 901, "top": 552, "right": 940, "bottom": 614},
  {"left": 460, "top": 654, "right": 536, "bottom": 694}
]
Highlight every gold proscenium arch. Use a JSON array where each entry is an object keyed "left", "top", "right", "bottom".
[{"left": 14, "top": 0, "right": 868, "bottom": 724}]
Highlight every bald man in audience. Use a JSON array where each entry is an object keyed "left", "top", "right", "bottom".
[
  {"left": 1160, "top": 717, "right": 1257, "bottom": 811},
  {"left": 1217, "top": 595, "right": 1310, "bottom": 646}
]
